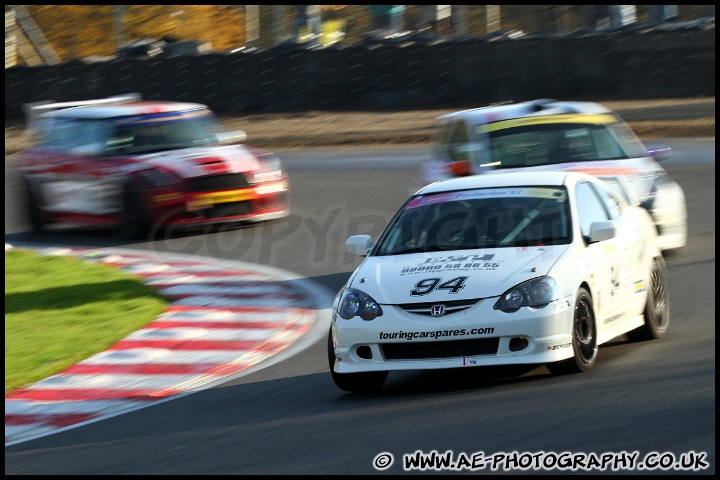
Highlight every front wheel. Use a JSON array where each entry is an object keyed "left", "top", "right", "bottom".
[
  {"left": 627, "top": 256, "right": 670, "bottom": 341},
  {"left": 327, "top": 328, "right": 387, "bottom": 393},
  {"left": 547, "top": 287, "right": 598, "bottom": 375}
]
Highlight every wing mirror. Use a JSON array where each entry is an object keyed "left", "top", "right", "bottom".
[
  {"left": 346, "top": 235, "right": 374, "bottom": 257},
  {"left": 646, "top": 145, "right": 671, "bottom": 162},
  {"left": 587, "top": 221, "right": 617, "bottom": 244}
]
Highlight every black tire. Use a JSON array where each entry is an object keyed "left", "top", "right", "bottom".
[
  {"left": 327, "top": 328, "right": 387, "bottom": 393},
  {"left": 118, "top": 182, "right": 151, "bottom": 240},
  {"left": 24, "top": 180, "right": 45, "bottom": 234},
  {"left": 627, "top": 256, "right": 670, "bottom": 341},
  {"left": 149, "top": 212, "right": 185, "bottom": 240},
  {"left": 547, "top": 287, "right": 598, "bottom": 375}
]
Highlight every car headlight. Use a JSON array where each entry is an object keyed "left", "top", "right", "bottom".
[
  {"left": 494, "top": 276, "right": 558, "bottom": 312},
  {"left": 253, "top": 153, "right": 284, "bottom": 183},
  {"left": 337, "top": 288, "right": 383, "bottom": 321}
]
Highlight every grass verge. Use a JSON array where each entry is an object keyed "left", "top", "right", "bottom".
[{"left": 4, "top": 248, "right": 169, "bottom": 395}]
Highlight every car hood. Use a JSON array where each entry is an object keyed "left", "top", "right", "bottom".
[
  {"left": 138, "top": 145, "right": 262, "bottom": 178},
  {"left": 348, "top": 245, "right": 567, "bottom": 304}
]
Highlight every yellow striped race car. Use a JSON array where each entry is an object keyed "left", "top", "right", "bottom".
[{"left": 418, "top": 99, "right": 686, "bottom": 253}]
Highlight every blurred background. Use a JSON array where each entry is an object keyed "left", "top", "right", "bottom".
[
  {"left": 4, "top": 5, "right": 715, "bottom": 117},
  {"left": 5, "top": 5, "right": 715, "bottom": 65}
]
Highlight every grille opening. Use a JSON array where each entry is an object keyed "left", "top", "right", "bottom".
[
  {"left": 381, "top": 338, "right": 499, "bottom": 360},
  {"left": 356, "top": 345, "right": 373, "bottom": 360},
  {"left": 190, "top": 173, "right": 250, "bottom": 192},
  {"left": 509, "top": 337, "right": 529, "bottom": 352},
  {"left": 202, "top": 201, "right": 252, "bottom": 218},
  {"left": 397, "top": 299, "right": 479, "bottom": 316}
]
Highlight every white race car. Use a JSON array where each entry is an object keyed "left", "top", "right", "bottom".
[
  {"left": 418, "top": 99, "right": 687, "bottom": 253},
  {"left": 329, "top": 170, "right": 669, "bottom": 393}
]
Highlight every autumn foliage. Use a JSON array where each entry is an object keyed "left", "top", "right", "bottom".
[
  {"left": 19, "top": 5, "right": 248, "bottom": 61},
  {"left": 13, "top": 5, "right": 715, "bottom": 64}
]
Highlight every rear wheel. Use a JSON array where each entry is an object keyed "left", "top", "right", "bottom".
[
  {"left": 327, "top": 328, "right": 387, "bottom": 393},
  {"left": 627, "top": 256, "right": 670, "bottom": 341},
  {"left": 547, "top": 287, "right": 598, "bottom": 375},
  {"left": 118, "top": 182, "right": 151, "bottom": 240}
]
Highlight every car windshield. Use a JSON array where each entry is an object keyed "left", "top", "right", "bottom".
[
  {"left": 104, "top": 110, "right": 220, "bottom": 155},
  {"left": 374, "top": 186, "right": 571, "bottom": 255},
  {"left": 478, "top": 119, "right": 648, "bottom": 169}
]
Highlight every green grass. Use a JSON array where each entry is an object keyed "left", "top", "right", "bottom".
[{"left": 4, "top": 248, "right": 169, "bottom": 395}]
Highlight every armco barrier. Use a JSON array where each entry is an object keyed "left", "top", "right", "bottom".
[{"left": 5, "top": 27, "right": 714, "bottom": 119}]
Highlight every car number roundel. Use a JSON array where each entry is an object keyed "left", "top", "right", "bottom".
[{"left": 410, "top": 276, "right": 468, "bottom": 296}]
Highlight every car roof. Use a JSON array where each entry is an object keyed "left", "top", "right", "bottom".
[
  {"left": 41, "top": 101, "right": 209, "bottom": 120},
  {"left": 436, "top": 99, "right": 613, "bottom": 125},
  {"left": 417, "top": 170, "right": 597, "bottom": 195}
]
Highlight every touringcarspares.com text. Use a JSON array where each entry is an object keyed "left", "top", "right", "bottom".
[
  {"left": 378, "top": 327, "right": 494, "bottom": 341},
  {"left": 371, "top": 450, "right": 710, "bottom": 472}
]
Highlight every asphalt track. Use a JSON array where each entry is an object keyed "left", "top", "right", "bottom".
[
  {"left": 4, "top": 140, "right": 715, "bottom": 474},
  {"left": 4, "top": 244, "right": 334, "bottom": 445}
]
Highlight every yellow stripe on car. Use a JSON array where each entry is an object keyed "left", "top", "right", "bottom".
[
  {"left": 187, "top": 189, "right": 254, "bottom": 210},
  {"left": 153, "top": 193, "right": 182, "bottom": 202},
  {"left": 484, "top": 114, "right": 618, "bottom": 132}
]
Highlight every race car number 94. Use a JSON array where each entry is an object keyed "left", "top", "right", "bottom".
[{"left": 411, "top": 277, "right": 468, "bottom": 296}]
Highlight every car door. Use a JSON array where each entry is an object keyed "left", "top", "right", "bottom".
[
  {"left": 589, "top": 182, "right": 649, "bottom": 317},
  {"left": 418, "top": 119, "right": 468, "bottom": 188},
  {"left": 574, "top": 180, "right": 624, "bottom": 328},
  {"left": 430, "top": 119, "right": 471, "bottom": 176},
  {"left": 444, "top": 120, "right": 472, "bottom": 176},
  {"left": 38, "top": 119, "right": 123, "bottom": 217},
  {"left": 22, "top": 118, "right": 83, "bottom": 214}
]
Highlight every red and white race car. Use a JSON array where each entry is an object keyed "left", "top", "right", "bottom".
[{"left": 15, "top": 94, "right": 290, "bottom": 238}]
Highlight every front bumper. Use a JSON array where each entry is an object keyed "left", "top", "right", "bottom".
[
  {"left": 150, "top": 181, "right": 289, "bottom": 227},
  {"left": 331, "top": 296, "right": 575, "bottom": 373}
]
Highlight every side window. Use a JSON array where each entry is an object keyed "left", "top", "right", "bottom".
[
  {"left": 61, "top": 121, "right": 85, "bottom": 149},
  {"left": 575, "top": 181, "right": 610, "bottom": 237},
  {"left": 38, "top": 119, "right": 77, "bottom": 150},
  {"left": 74, "top": 120, "right": 110, "bottom": 151},
  {"left": 590, "top": 182, "right": 622, "bottom": 220}
]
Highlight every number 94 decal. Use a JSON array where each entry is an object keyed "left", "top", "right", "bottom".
[{"left": 410, "top": 277, "right": 468, "bottom": 296}]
